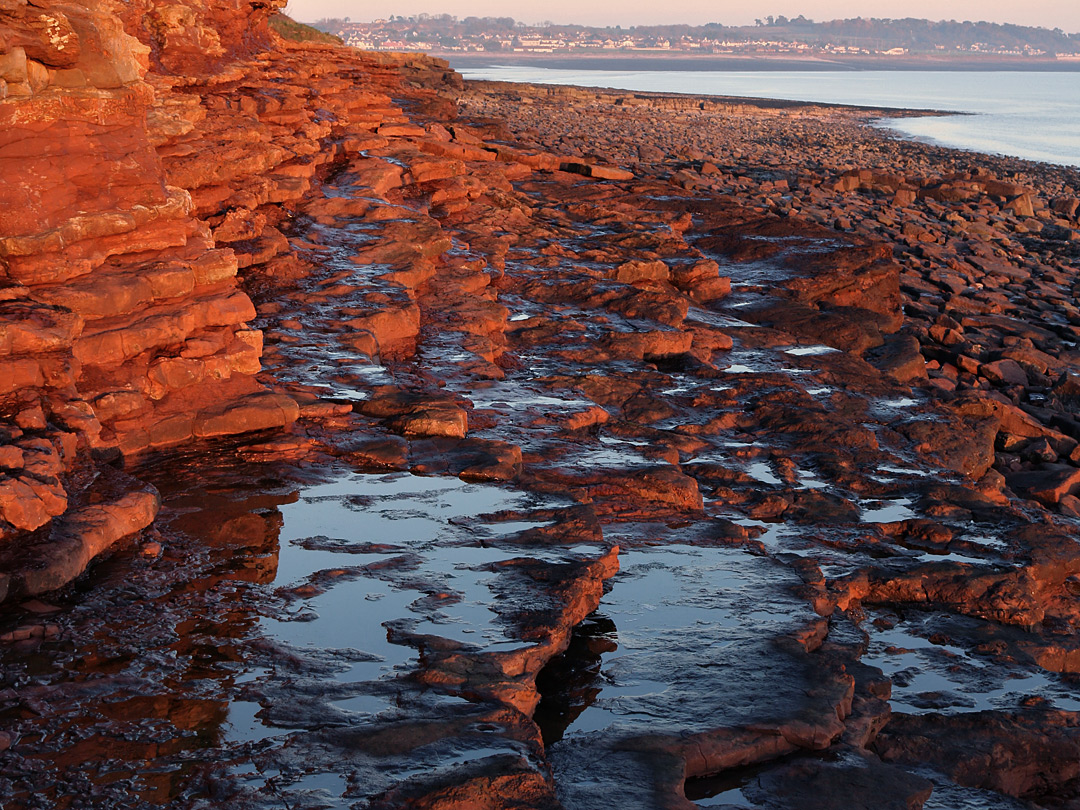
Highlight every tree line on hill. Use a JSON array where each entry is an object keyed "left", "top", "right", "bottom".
[{"left": 310, "top": 14, "right": 1080, "bottom": 55}]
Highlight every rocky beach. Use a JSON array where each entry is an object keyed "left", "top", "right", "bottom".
[{"left": 2, "top": 2, "right": 1080, "bottom": 808}]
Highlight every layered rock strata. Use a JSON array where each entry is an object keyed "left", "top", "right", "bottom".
[{"left": 0, "top": 0, "right": 307, "bottom": 594}]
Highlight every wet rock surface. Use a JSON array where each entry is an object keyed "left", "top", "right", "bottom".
[{"left": 3, "top": 7, "right": 1080, "bottom": 810}]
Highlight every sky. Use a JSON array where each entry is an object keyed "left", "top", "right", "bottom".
[{"left": 282, "top": 0, "right": 1080, "bottom": 31}]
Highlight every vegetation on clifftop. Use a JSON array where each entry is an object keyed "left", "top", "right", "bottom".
[{"left": 270, "top": 13, "right": 344, "bottom": 44}]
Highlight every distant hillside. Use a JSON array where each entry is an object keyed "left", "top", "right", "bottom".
[
  {"left": 270, "top": 13, "right": 344, "bottom": 45},
  {"left": 311, "top": 14, "right": 1080, "bottom": 58},
  {"left": 746, "top": 16, "right": 1078, "bottom": 53}
]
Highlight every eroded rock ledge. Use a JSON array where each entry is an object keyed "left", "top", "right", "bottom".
[
  {"left": 3, "top": 3, "right": 1080, "bottom": 810},
  {"left": 0, "top": 1, "right": 458, "bottom": 594}
]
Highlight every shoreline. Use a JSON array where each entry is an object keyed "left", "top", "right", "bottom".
[
  {"left": 459, "top": 75, "right": 1080, "bottom": 251},
  {"left": 464, "top": 76, "right": 959, "bottom": 118},
  {"left": 442, "top": 51, "right": 1080, "bottom": 72},
  {"left": 457, "top": 70, "right": 1078, "bottom": 170}
]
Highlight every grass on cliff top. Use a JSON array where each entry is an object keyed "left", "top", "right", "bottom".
[{"left": 270, "top": 14, "right": 344, "bottom": 45}]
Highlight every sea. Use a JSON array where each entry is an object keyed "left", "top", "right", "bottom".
[{"left": 453, "top": 64, "right": 1080, "bottom": 168}]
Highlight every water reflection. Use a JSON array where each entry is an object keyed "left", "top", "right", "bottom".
[
  {"left": 0, "top": 451, "right": 596, "bottom": 807},
  {"left": 0, "top": 457, "right": 297, "bottom": 807}
]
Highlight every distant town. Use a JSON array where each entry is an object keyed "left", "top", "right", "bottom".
[{"left": 307, "top": 15, "right": 1080, "bottom": 60}]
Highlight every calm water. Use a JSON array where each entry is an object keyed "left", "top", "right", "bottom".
[{"left": 456, "top": 65, "right": 1080, "bottom": 168}]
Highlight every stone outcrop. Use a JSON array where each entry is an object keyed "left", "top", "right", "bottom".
[
  {"left": 117, "top": 0, "right": 287, "bottom": 76},
  {"left": 0, "top": 0, "right": 297, "bottom": 588}
]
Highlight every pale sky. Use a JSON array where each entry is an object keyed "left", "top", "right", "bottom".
[{"left": 283, "top": 0, "right": 1080, "bottom": 31}]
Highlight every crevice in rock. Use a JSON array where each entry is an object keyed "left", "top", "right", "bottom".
[{"left": 532, "top": 611, "right": 617, "bottom": 747}]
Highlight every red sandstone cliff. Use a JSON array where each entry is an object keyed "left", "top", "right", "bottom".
[
  {"left": 0, "top": 0, "right": 300, "bottom": 596},
  {"left": 0, "top": 0, "right": 463, "bottom": 599},
  {"left": 117, "top": 0, "right": 284, "bottom": 76}
]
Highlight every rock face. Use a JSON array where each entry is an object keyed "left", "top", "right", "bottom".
[
  {"left": 0, "top": 0, "right": 295, "bottom": 587},
  {"left": 5, "top": 5, "right": 1080, "bottom": 810},
  {"left": 125, "top": 0, "right": 284, "bottom": 75}
]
